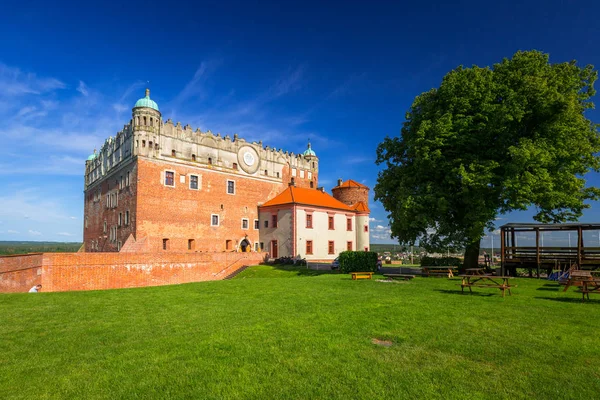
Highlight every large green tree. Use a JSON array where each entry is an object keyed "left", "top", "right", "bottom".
[{"left": 375, "top": 50, "right": 600, "bottom": 268}]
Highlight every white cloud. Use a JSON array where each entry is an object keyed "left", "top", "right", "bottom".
[
  {"left": 70, "top": 216, "right": 77, "bottom": 220},
  {"left": 28, "top": 229, "right": 42, "bottom": 236},
  {"left": 7, "top": 229, "right": 18, "bottom": 234},
  {"left": 57, "top": 232, "right": 74, "bottom": 236},
  {"left": 77, "top": 80, "right": 89, "bottom": 96},
  {"left": 0, "top": 63, "right": 65, "bottom": 96},
  {"left": 369, "top": 217, "right": 381, "bottom": 222}
]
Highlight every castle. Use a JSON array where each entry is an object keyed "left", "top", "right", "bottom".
[
  {"left": 0, "top": 89, "right": 371, "bottom": 293},
  {"left": 83, "top": 89, "right": 370, "bottom": 260}
]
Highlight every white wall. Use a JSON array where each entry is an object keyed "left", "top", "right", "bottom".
[
  {"left": 295, "top": 208, "right": 356, "bottom": 260},
  {"left": 258, "top": 208, "right": 292, "bottom": 258}
]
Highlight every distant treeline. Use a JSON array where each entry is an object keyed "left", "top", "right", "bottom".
[{"left": 0, "top": 241, "right": 82, "bottom": 255}]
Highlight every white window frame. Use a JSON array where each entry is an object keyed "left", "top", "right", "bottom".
[
  {"left": 292, "top": 168, "right": 297, "bottom": 177},
  {"left": 189, "top": 174, "right": 200, "bottom": 190},
  {"left": 241, "top": 218, "right": 249, "bottom": 230},
  {"left": 308, "top": 171, "right": 312, "bottom": 180},
  {"left": 164, "top": 170, "right": 176, "bottom": 187},
  {"left": 300, "top": 170, "right": 305, "bottom": 178},
  {"left": 125, "top": 210, "right": 130, "bottom": 225},
  {"left": 226, "top": 179, "right": 236, "bottom": 195},
  {"left": 211, "top": 214, "right": 220, "bottom": 227}
]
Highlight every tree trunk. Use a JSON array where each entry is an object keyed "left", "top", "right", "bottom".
[{"left": 463, "top": 241, "right": 480, "bottom": 270}]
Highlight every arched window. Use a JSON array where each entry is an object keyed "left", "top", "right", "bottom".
[
  {"left": 143, "top": 116, "right": 147, "bottom": 125},
  {"left": 310, "top": 181, "right": 314, "bottom": 188},
  {"left": 208, "top": 157, "right": 212, "bottom": 165},
  {"left": 172, "top": 150, "right": 176, "bottom": 157},
  {"left": 136, "top": 116, "right": 140, "bottom": 125},
  {"left": 192, "top": 154, "right": 196, "bottom": 161},
  {"left": 264, "top": 170, "right": 268, "bottom": 176},
  {"left": 150, "top": 118, "right": 153, "bottom": 127}
]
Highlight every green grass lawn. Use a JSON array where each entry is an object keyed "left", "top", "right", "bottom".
[{"left": 1, "top": 266, "right": 599, "bottom": 399}]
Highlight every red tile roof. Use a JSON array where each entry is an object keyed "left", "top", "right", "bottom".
[
  {"left": 333, "top": 179, "right": 369, "bottom": 189},
  {"left": 351, "top": 201, "right": 370, "bottom": 213},
  {"left": 261, "top": 186, "right": 354, "bottom": 211}
]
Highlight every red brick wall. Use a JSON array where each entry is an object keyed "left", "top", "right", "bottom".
[
  {"left": 135, "top": 158, "right": 290, "bottom": 252},
  {"left": 0, "top": 252, "right": 262, "bottom": 293},
  {"left": 83, "top": 161, "right": 138, "bottom": 252},
  {"left": 331, "top": 187, "right": 369, "bottom": 207},
  {"left": 0, "top": 254, "right": 43, "bottom": 292}
]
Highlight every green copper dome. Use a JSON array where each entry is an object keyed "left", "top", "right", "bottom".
[
  {"left": 303, "top": 141, "right": 316, "bottom": 157},
  {"left": 86, "top": 151, "right": 97, "bottom": 161},
  {"left": 134, "top": 88, "right": 159, "bottom": 111}
]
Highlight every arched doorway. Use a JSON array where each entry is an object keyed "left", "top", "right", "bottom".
[{"left": 239, "top": 236, "right": 252, "bottom": 252}]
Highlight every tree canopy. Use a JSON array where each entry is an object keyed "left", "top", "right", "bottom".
[{"left": 374, "top": 50, "right": 600, "bottom": 266}]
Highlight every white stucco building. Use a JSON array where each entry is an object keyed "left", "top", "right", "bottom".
[{"left": 258, "top": 183, "right": 370, "bottom": 260}]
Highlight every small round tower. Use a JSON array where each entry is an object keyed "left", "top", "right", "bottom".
[
  {"left": 132, "top": 89, "right": 161, "bottom": 157},
  {"left": 331, "top": 179, "right": 369, "bottom": 207}
]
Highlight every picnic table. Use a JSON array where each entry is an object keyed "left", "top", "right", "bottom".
[
  {"left": 459, "top": 275, "right": 513, "bottom": 297},
  {"left": 351, "top": 272, "right": 373, "bottom": 280},
  {"left": 579, "top": 279, "right": 600, "bottom": 302},
  {"left": 422, "top": 266, "right": 457, "bottom": 278},
  {"left": 562, "top": 270, "right": 593, "bottom": 292}
]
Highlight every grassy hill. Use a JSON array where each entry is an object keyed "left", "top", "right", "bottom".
[{"left": 1, "top": 267, "right": 599, "bottom": 399}]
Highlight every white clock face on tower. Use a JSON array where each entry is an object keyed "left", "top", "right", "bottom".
[{"left": 243, "top": 151, "right": 255, "bottom": 166}]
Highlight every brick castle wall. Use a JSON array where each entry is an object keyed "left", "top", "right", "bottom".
[
  {"left": 0, "top": 251, "right": 262, "bottom": 293},
  {"left": 135, "top": 158, "right": 293, "bottom": 252},
  {"left": 0, "top": 253, "right": 43, "bottom": 292}
]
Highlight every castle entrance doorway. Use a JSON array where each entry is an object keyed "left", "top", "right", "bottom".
[{"left": 240, "top": 238, "right": 251, "bottom": 252}]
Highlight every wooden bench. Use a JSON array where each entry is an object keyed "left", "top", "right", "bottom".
[
  {"left": 351, "top": 272, "right": 374, "bottom": 280},
  {"left": 383, "top": 274, "right": 415, "bottom": 281},
  {"left": 422, "top": 266, "right": 457, "bottom": 278}
]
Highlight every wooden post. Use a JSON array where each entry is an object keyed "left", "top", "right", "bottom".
[
  {"left": 500, "top": 226, "right": 505, "bottom": 276},
  {"left": 536, "top": 228, "right": 540, "bottom": 279},
  {"left": 578, "top": 226, "right": 583, "bottom": 268}
]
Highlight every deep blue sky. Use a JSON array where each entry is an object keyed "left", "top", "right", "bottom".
[{"left": 1, "top": 0, "right": 599, "bottom": 245}]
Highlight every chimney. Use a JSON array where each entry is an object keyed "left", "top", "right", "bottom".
[{"left": 337, "top": 178, "right": 343, "bottom": 187}]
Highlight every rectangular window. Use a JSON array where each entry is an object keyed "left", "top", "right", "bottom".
[
  {"left": 347, "top": 241, "right": 353, "bottom": 251},
  {"left": 103, "top": 221, "right": 107, "bottom": 233},
  {"left": 364, "top": 225, "right": 369, "bottom": 232},
  {"left": 227, "top": 180, "right": 235, "bottom": 194},
  {"left": 328, "top": 216, "right": 334, "bottom": 230},
  {"left": 126, "top": 171, "right": 130, "bottom": 186},
  {"left": 328, "top": 241, "right": 335, "bottom": 255},
  {"left": 242, "top": 218, "right": 249, "bottom": 230},
  {"left": 347, "top": 218, "right": 352, "bottom": 231},
  {"left": 306, "top": 214, "right": 313, "bottom": 228},
  {"left": 118, "top": 213, "right": 122, "bottom": 227},
  {"left": 165, "top": 171, "right": 174, "bottom": 186},
  {"left": 254, "top": 243, "right": 259, "bottom": 252},
  {"left": 264, "top": 220, "right": 269, "bottom": 228},
  {"left": 211, "top": 214, "right": 219, "bottom": 226},
  {"left": 308, "top": 171, "right": 312, "bottom": 180},
  {"left": 190, "top": 175, "right": 199, "bottom": 190},
  {"left": 292, "top": 168, "right": 297, "bottom": 177},
  {"left": 260, "top": 242, "right": 264, "bottom": 250},
  {"left": 272, "top": 214, "right": 278, "bottom": 228},
  {"left": 300, "top": 170, "right": 305, "bottom": 178},
  {"left": 254, "top": 219, "right": 259, "bottom": 230},
  {"left": 117, "top": 241, "right": 122, "bottom": 251},
  {"left": 125, "top": 210, "right": 130, "bottom": 225},
  {"left": 188, "top": 239, "right": 195, "bottom": 250},
  {"left": 233, "top": 162, "right": 238, "bottom": 170},
  {"left": 163, "top": 238, "right": 169, "bottom": 250},
  {"left": 306, "top": 240, "right": 313, "bottom": 255}
]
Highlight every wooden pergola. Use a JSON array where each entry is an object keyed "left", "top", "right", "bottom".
[{"left": 500, "top": 222, "right": 600, "bottom": 277}]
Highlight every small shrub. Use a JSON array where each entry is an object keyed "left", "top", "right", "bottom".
[{"left": 339, "top": 251, "right": 379, "bottom": 273}]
